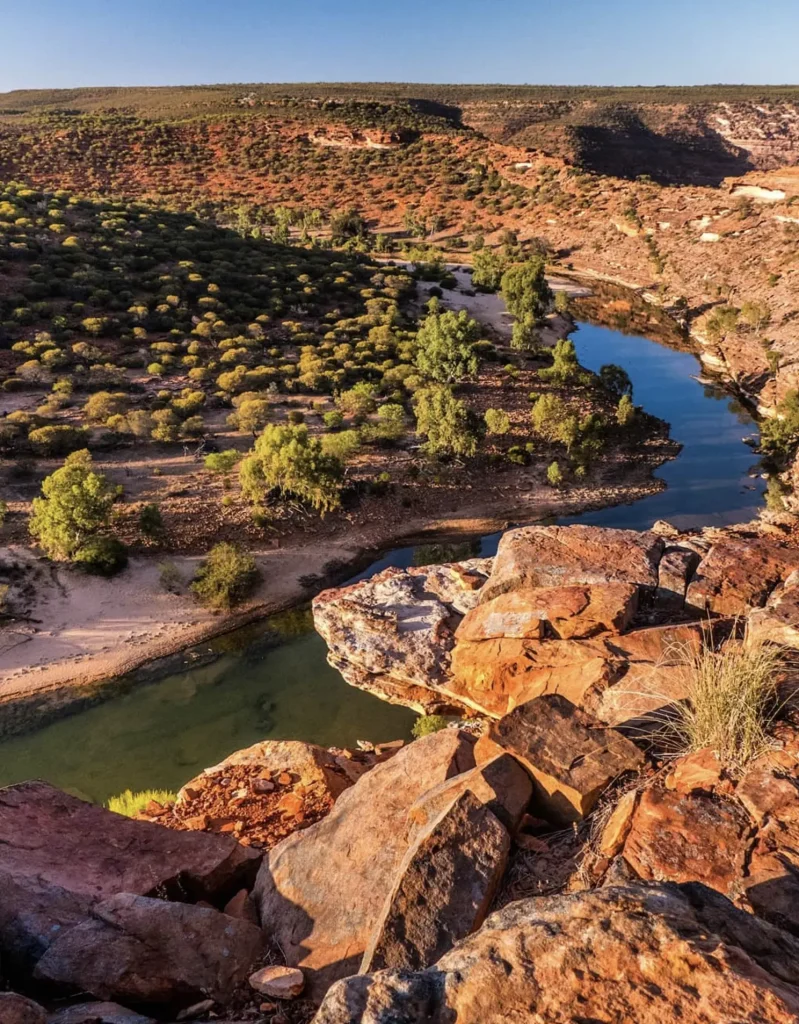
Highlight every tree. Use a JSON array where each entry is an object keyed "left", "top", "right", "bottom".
[
  {"left": 414, "top": 385, "right": 477, "bottom": 457},
  {"left": 240, "top": 423, "right": 343, "bottom": 515},
  {"left": 599, "top": 364, "right": 633, "bottom": 399},
  {"left": 704, "top": 305, "right": 739, "bottom": 343},
  {"left": 471, "top": 249, "right": 506, "bottom": 291},
  {"left": 538, "top": 339, "right": 581, "bottom": 385},
  {"left": 740, "top": 300, "right": 771, "bottom": 332},
  {"left": 500, "top": 258, "right": 552, "bottom": 320},
  {"left": 415, "top": 310, "right": 480, "bottom": 384},
  {"left": 191, "top": 542, "right": 260, "bottom": 610},
  {"left": 531, "top": 394, "right": 568, "bottom": 440},
  {"left": 511, "top": 313, "right": 539, "bottom": 352},
  {"left": 336, "top": 382, "right": 377, "bottom": 418},
  {"left": 484, "top": 408, "right": 511, "bottom": 435},
  {"left": 554, "top": 290, "right": 570, "bottom": 314},
  {"left": 231, "top": 397, "right": 270, "bottom": 435},
  {"left": 29, "top": 449, "right": 117, "bottom": 560}
]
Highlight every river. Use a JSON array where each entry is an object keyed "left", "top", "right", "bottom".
[{"left": 0, "top": 316, "right": 766, "bottom": 804}]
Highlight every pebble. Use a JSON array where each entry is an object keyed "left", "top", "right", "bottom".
[{"left": 249, "top": 965, "right": 305, "bottom": 1000}]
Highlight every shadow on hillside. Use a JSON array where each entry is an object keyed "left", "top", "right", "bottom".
[{"left": 572, "top": 108, "right": 753, "bottom": 186}]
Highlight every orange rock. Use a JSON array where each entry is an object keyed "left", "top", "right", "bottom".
[
  {"left": 599, "top": 789, "right": 639, "bottom": 858},
  {"left": 667, "top": 748, "right": 723, "bottom": 794}
]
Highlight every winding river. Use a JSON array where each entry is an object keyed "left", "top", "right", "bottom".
[{"left": 0, "top": 313, "right": 766, "bottom": 804}]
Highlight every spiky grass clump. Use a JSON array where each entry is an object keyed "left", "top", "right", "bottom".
[
  {"left": 668, "top": 636, "right": 782, "bottom": 771},
  {"left": 107, "top": 789, "right": 177, "bottom": 817}
]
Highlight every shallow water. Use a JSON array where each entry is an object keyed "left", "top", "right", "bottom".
[{"left": 0, "top": 322, "right": 765, "bottom": 804}]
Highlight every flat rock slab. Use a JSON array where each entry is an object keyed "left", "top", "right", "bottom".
[
  {"left": 0, "top": 781, "right": 261, "bottom": 904},
  {"left": 47, "top": 1003, "right": 155, "bottom": 1024},
  {"left": 479, "top": 525, "right": 663, "bottom": 602},
  {"left": 254, "top": 729, "right": 476, "bottom": 1000},
  {"left": 622, "top": 787, "right": 749, "bottom": 897},
  {"left": 33, "top": 893, "right": 263, "bottom": 1009},
  {"left": 489, "top": 694, "right": 644, "bottom": 823},
  {"left": 457, "top": 583, "right": 639, "bottom": 642},
  {"left": 361, "top": 790, "right": 509, "bottom": 974},
  {"left": 313, "top": 883, "right": 799, "bottom": 1024}
]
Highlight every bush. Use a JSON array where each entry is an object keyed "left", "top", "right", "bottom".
[
  {"left": 665, "top": 636, "right": 782, "bottom": 769},
  {"left": 28, "top": 424, "right": 88, "bottom": 456},
  {"left": 0, "top": 500, "right": 6, "bottom": 527},
  {"left": 107, "top": 789, "right": 177, "bottom": 817},
  {"left": 204, "top": 449, "right": 240, "bottom": 474},
  {"left": 159, "top": 561, "right": 183, "bottom": 592},
  {"left": 323, "top": 410, "right": 344, "bottom": 430},
  {"left": 240, "top": 423, "right": 343, "bottom": 515},
  {"left": 191, "top": 542, "right": 260, "bottom": 610},
  {"left": 414, "top": 384, "right": 477, "bottom": 457},
  {"left": 321, "top": 429, "right": 361, "bottom": 462},
  {"left": 139, "top": 502, "right": 164, "bottom": 540},
  {"left": 484, "top": 408, "right": 510, "bottom": 435},
  {"left": 412, "top": 714, "right": 449, "bottom": 738},
  {"left": 546, "top": 461, "right": 564, "bottom": 487},
  {"left": 73, "top": 535, "right": 128, "bottom": 576}
]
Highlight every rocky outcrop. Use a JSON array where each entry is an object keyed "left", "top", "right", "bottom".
[
  {"left": 489, "top": 694, "right": 644, "bottom": 822},
  {"left": 33, "top": 893, "right": 263, "bottom": 1009},
  {"left": 0, "top": 993, "right": 46, "bottom": 1024},
  {"left": 313, "top": 883, "right": 799, "bottom": 1024}
]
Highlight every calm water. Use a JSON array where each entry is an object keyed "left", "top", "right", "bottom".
[{"left": 0, "top": 322, "right": 765, "bottom": 803}]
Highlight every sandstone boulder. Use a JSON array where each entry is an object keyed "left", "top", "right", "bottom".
[
  {"left": 361, "top": 790, "right": 509, "bottom": 973},
  {"left": 655, "top": 546, "right": 700, "bottom": 611},
  {"left": 622, "top": 787, "right": 749, "bottom": 896},
  {"left": 313, "top": 883, "right": 799, "bottom": 1024},
  {"left": 749, "top": 571, "right": 799, "bottom": 649},
  {"left": 0, "top": 993, "right": 46, "bottom": 1024},
  {"left": 408, "top": 753, "right": 532, "bottom": 833},
  {"left": 686, "top": 536, "right": 799, "bottom": 615},
  {"left": 33, "top": 893, "right": 263, "bottom": 1008},
  {"left": 457, "top": 582, "right": 638, "bottom": 642},
  {"left": 489, "top": 694, "right": 644, "bottom": 822},
  {"left": 254, "top": 729, "right": 476, "bottom": 999},
  {"left": 744, "top": 816, "right": 799, "bottom": 934},
  {"left": 479, "top": 525, "right": 663, "bottom": 602}
]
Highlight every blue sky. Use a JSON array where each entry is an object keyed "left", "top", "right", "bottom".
[{"left": 2, "top": 0, "right": 797, "bottom": 92}]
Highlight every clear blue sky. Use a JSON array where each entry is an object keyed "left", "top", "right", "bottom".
[{"left": 2, "top": 0, "right": 798, "bottom": 92}]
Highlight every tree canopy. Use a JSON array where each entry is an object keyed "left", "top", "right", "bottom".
[
  {"left": 500, "top": 258, "right": 552, "bottom": 320},
  {"left": 239, "top": 423, "right": 343, "bottom": 515},
  {"left": 415, "top": 309, "right": 480, "bottom": 384}
]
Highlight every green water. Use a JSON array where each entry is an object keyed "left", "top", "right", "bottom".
[{"left": 0, "top": 609, "right": 415, "bottom": 804}]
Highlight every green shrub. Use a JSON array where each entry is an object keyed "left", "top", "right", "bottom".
[
  {"left": 484, "top": 408, "right": 510, "bottom": 435},
  {"left": 204, "top": 450, "right": 240, "bottom": 474},
  {"left": 321, "top": 429, "right": 361, "bottom": 462},
  {"left": 139, "top": 502, "right": 164, "bottom": 540},
  {"left": 159, "top": 561, "right": 183, "bottom": 592},
  {"left": 546, "top": 461, "right": 564, "bottom": 487},
  {"left": 240, "top": 423, "right": 343, "bottom": 515},
  {"left": 323, "top": 410, "right": 344, "bottom": 430},
  {"left": 29, "top": 450, "right": 116, "bottom": 560},
  {"left": 191, "top": 542, "right": 260, "bottom": 609},
  {"left": 412, "top": 714, "right": 449, "bottom": 738},
  {"left": 28, "top": 424, "right": 88, "bottom": 456}
]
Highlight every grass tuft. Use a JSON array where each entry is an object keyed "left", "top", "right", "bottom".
[
  {"left": 107, "top": 788, "right": 177, "bottom": 817},
  {"left": 666, "top": 634, "right": 783, "bottom": 771}
]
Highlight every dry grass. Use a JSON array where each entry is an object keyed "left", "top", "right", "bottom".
[{"left": 665, "top": 634, "right": 783, "bottom": 771}]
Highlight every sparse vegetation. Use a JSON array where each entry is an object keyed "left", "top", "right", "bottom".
[
  {"left": 107, "top": 789, "right": 177, "bottom": 817},
  {"left": 190, "top": 542, "right": 260, "bottom": 609}
]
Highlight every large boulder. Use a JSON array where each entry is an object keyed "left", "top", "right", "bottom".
[
  {"left": 479, "top": 525, "right": 663, "bottom": 602},
  {"left": 254, "top": 729, "right": 476, "bottom": 999},
  {"left": 0, "top": 993, "right": 46, "bottom": 1024},
  {"left": 0, "top": 781, "right": 260, "bottom": 976},
  {"left": 489, "top": 694, "right": 644, "bottom": 823},
  {"left": 312, "top": 561, "right": 490, "bottom": 713},
  {"left": 312, "top": 883, "right": 799, "bottom": 1024},
  {"left": 456, "top": 582, "right": 639, "bottom": 641},
  {"left": 33, "top": 893, "right": 263, "bottom": 1009},
  {"left": 361, "top": 790, "right": 509, "bottom": 973},
  {"left": 621, "top": 787, "right": 750, "bottom": 896},
  {"left": 748, "top": 570, "right": 799, "bottom": 649},
  {"left": 47, "top": 1003, "right": 154, "bottom": 1024},
  {"left": 686, "top": 536, "right": 799, "bottom": 615}
]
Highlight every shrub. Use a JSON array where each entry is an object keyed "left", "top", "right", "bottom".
[
  {"left": 73, "top": 535, "right": 128, "bottom": 576},
  {"left": 414, "top": 384, "right": 477, "bottom": 457},
  {"left": 159, "top": 561, "right": 183, "bottom": 592},
  {"left": 546, "top": 461, "right": 564, "bottom": 487},
  {"left": 107, "top": 789, "right": 177, "bottom": 817},
  {"left": 139, "top": 502, "right": 164, "bottom": 540},
  {"left": 321, "top": 429, "right": 361, "bottom": 462},
  {"left": 0, "top": 500, "right": 6, "bottom": 527},
  {"left": 336, "top": 382, "right": 377, "bottom": 418},
  {"left": 191, "top": 542, "right": 260, "bottom": 610},
  {"left": 323, "top": 410, "right": 344, "bottom": 430},
  {"left": 204, "top": 450, "right": 240, "bottom": 474},
  {"left": 415, "top": 310, "right": 480, "bottom": 384},
  {"left": 28, "top": 424, "right": 87, "bottom": 456},
  {"left": 484, "top": 408, "right": 510, "bottom": 435},
  {"left": 412, "top": 714, "right": 449, "bottom": 738},
  {"left": 616, "top": 394, "right": 635, "bottom": 426},
  {"left": 665, "top": 636, "right": 782, "bottom": 770},
  {"left": 538, "top": 339, "right": 581, "bottom": 384},
  {"left": 240, "top": 423, "right": 342, "bottom": 514},
  {"left": 599, "top": 364, "right": 633, "bottom": 399}
]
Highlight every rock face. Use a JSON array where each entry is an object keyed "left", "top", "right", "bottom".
[
  {"left": 489, "top": 694, "right": 645, "bottom": 822},
  {"left": 749, "top": 570, "right": 799, "bottom": 649},
  {"left": 33, "top": 893, "right": 263, "bottom": 1009},
  {"left": 479, "top": 525, "right": 663, "bottom": 601},
  {"left": 254, "top": 729, "right": 477, "bottom": 999},
  {"left": 313, "top": 561, "right": 490, "bottom": 713},
  {"left": 686, "top": 536, "right": 799, "bottom": 615},
  {"left": 313, "top": 883, "right": 799, "bottom": 1024},
  {"left": 361, "top": 790, "right": 510, "bottom": 973},
  {"left": 0, "top": 781, "right": 260, "bottom": 975}
]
